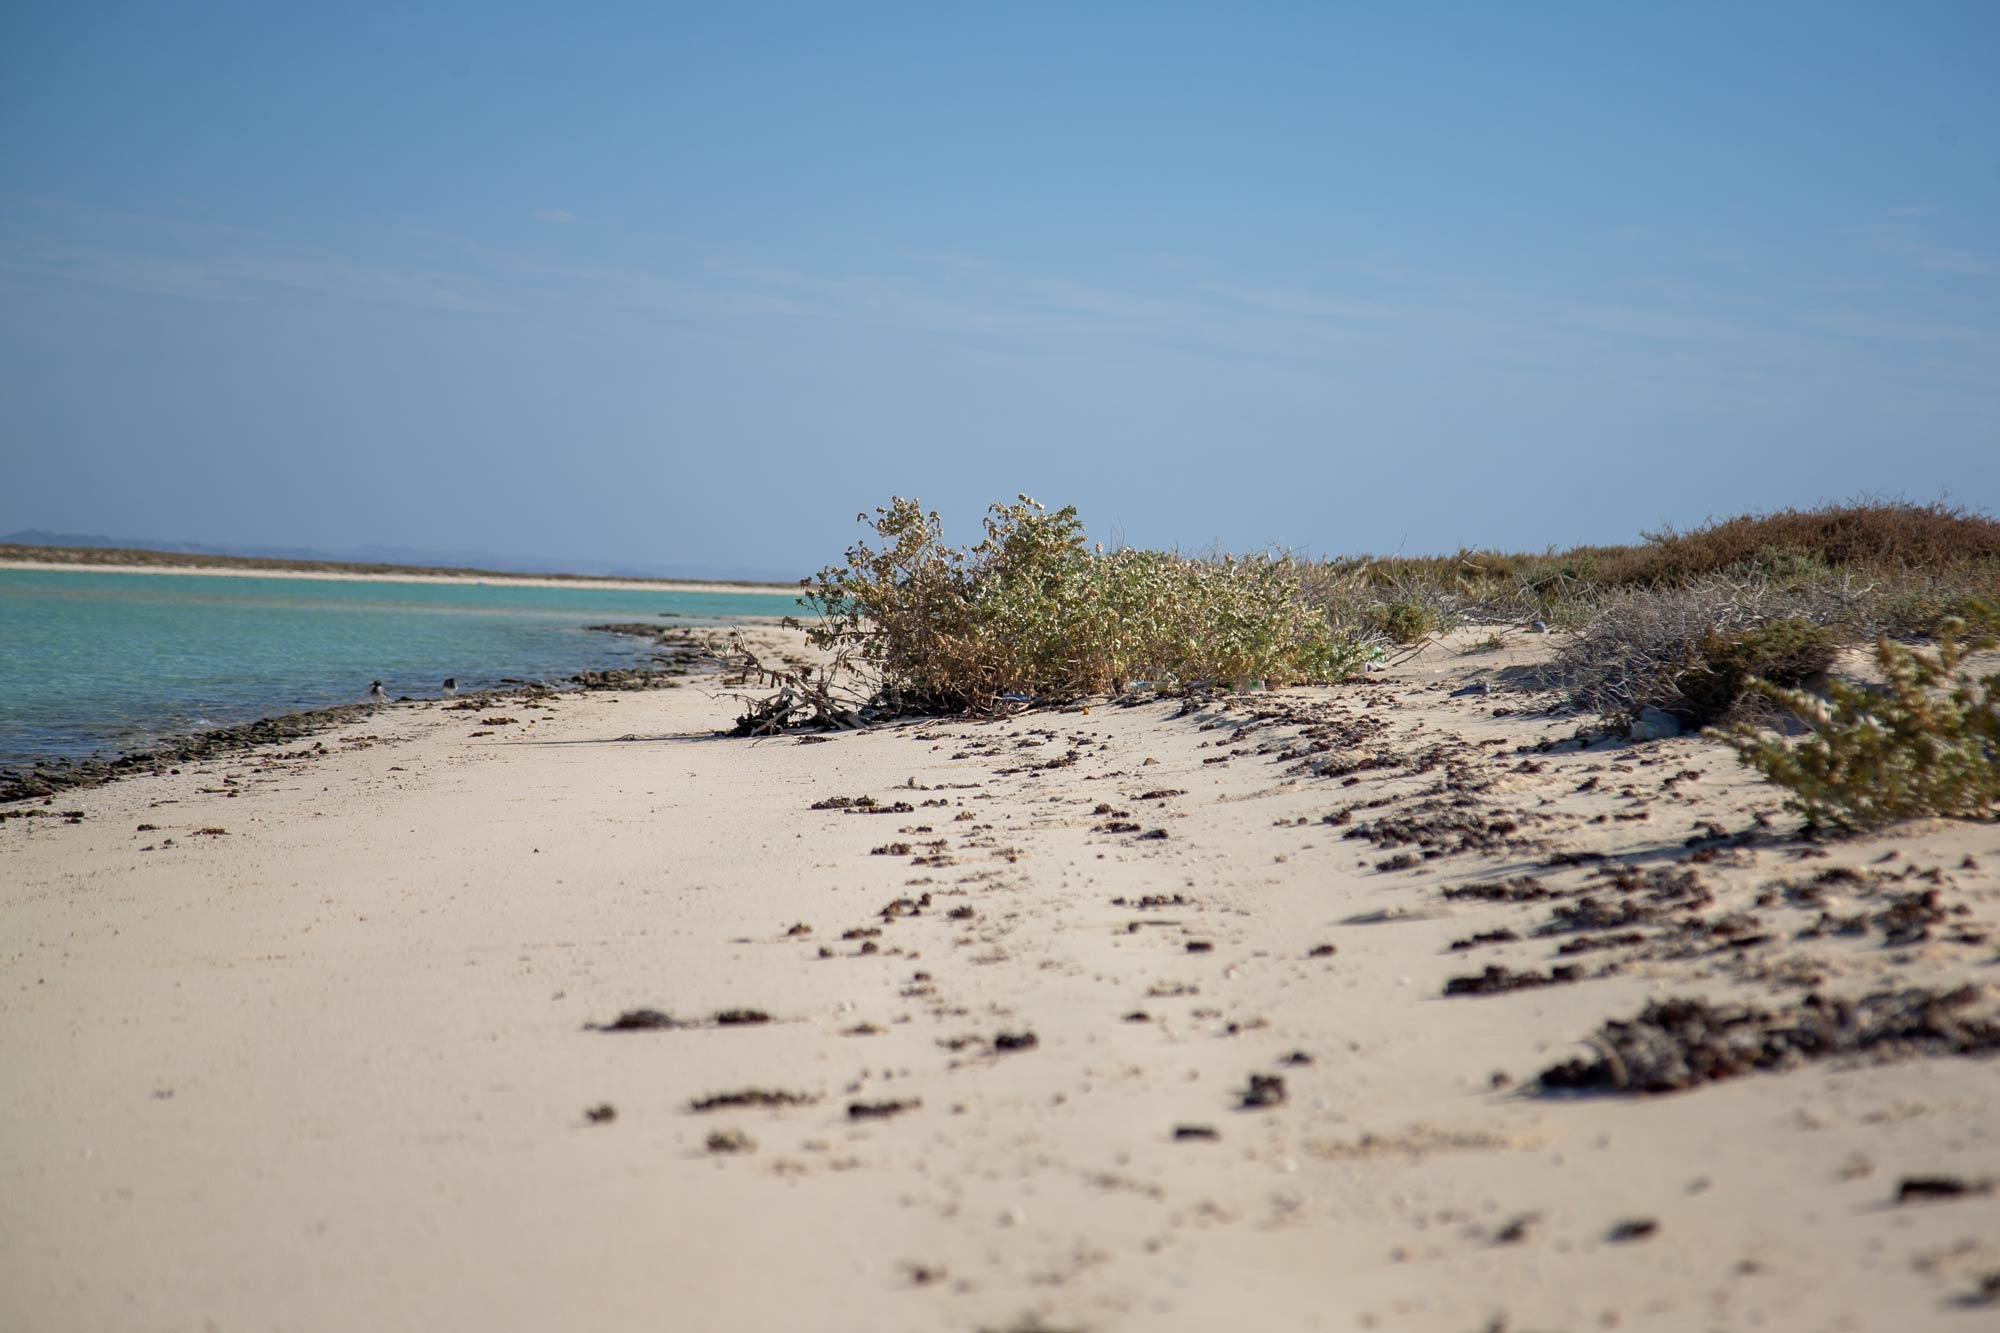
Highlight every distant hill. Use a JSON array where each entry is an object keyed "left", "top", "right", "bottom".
[{"left": 1, "top": 530, "right": 797, "bottom": 586}]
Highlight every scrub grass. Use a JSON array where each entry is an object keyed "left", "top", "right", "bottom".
[{"left": 1302, "top": 500, "right": 2000, "bottom": 643}]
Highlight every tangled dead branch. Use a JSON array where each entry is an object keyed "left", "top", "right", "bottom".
[{"left": 704, "top": 631, "right": 874, "bottom": 735}]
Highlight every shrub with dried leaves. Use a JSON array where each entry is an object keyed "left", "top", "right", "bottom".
[{"left": 1554, "top": 577, "right": 1858, "bottom": 727}]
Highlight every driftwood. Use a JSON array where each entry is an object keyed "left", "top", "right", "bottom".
[{"left": 704, "top": 631, "right": 872, "bottom": 735}]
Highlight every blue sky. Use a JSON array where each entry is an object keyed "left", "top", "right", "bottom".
[{"left": 2, "top": 2, "right": 1995, "bottom": 577}]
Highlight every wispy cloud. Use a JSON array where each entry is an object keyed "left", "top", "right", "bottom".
[
  {"left": 0, "top": 244, "right": 248, "bottom": 303},
  {"left": 1850, "top": 217, "right": 1995, "bottom": 279},
  {"left": 6, "top": 196, "right": 1993, "bottom": 408},
  {"left": 0, "top": 202, "right": 508, "bottom": 313},
  {"left": 1803, "top": 310, "right": 1990, "bottom": 346},
  {"left": 25, "top": 241, "right": 506, "bottom": 313},
  {"left": 532, "top": 209, "right": 577, "bottom": 224}
]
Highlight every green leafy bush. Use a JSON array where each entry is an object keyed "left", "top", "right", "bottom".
[
  {"left": 1677, "top": 617, "right": 1840, "bottom": 727},
  {"left": 1369, "top": 594, "right": 1455, "bottom": 644},
  {"left": 1724, "top": 611, "right": 2000, "bottom": 830},
  {"left": 792, "top": 496, "right": 1364, "bottom": 714}
]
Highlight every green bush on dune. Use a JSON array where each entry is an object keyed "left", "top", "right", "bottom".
[
  {"left": 792, "top": 496, "right": 1365, "bottom": 713},
  {"left": 1723, "top": 608, "right": 2000, "bottom": 830},
  {"left": 1367, "top": 593, "right": 1457, "bottom": 645},
  {"left": 1676, "top": 617, "right": 1843, "bottom": 728}
]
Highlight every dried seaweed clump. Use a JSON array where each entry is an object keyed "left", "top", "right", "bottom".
[{"left": 1539, "top": 985, "right": 2000, "bottom": 1095}]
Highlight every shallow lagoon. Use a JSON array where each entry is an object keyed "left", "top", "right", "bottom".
[{"left": 0, "top": 568, "right": 798, "bottom": 766}]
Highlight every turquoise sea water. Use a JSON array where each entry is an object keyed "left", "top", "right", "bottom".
[{"left": 0, "top": 568, "right": 800, "bottom": 768}]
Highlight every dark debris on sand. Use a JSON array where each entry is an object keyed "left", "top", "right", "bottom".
[
  {"left": 1, "top": 701, "right": 386, "bottom": 803},
  {"left": 689, "top": 1089, "right": 817, "bottom": 1112},
  {"left": 1443, "top": 876, "right": 1555, "bottom": 904},
  {"left": 1445, "top": 964, "right": 1583, "bottom": 997},
  {"left": 590, "top": 1007, "right": 772, "bottom": 1031},
  {"left": 569, "top": 667, "right": 689, "bottom": 691},
  {"left": 1448, "top": 928, "right": 1522, "bottom": 952},
  {"left": 1536, "top": 866, "right": 1711, "bottom": 935},
  {"left": 1895, "top": 1175, "right": 1993, "bottom": 1204},
  {"left": 1343, "top": 800, "right": 1526, "bottom": 862},
  {"left": 593, "top": 1008, "right": 680, "bottom": 1031},
  {"left": 812, "top": 794, "right": 916, "bottom": 814},
  {"left": 1238, "top": 1073, "right": 1288, "bottom": 1109},
  {"left": 1539, "top": 985, "right": 2000, "bottom": 1095}
]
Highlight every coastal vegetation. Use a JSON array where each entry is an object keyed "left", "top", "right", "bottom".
[
  {"left": 1298, "top": 499, "right": 1998, "bottom": 731},
  {"left": 1724, "top": 611, "right": 2000, "bottom": 830},
  {"left": 1304, "top": 498, "right": 2000, "bottom": 613},
  {"left": 759, "top": 495, "right": 1998, "bottom": 723},
  {"left": 1307, "top": 498, "right": 2000, "bottom": 824},
  {"left": 787, "top": 496, "right": 1366, "bottom": 716},
  {"left": 738, "top": 495, "right": 2000, "bottom": 827}
]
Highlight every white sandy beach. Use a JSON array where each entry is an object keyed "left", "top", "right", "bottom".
[{"left": 3, "top": 627, "right": 1997, "bottom": 1332}]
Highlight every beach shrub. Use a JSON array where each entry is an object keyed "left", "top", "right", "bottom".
[
  {"left": 789, "top": 496, "right": 1364, "bottom": 714},
  {"left": 1865, "top": 574, "right": 2000, "bottom": 640},
  {"left": 1676, "top": 617, "right": 1841, "bottom": 728},
  {"left": 1724, "top": 609, "right": 2000, "bottom": 830},
  {"left": 1294, "top": 502, "right": 2000, "bottom": 644},
  {"left": 1553, "top": 578, "right": 1858, "bottom": 727},
  {"left": 1302, "top": 558, "right": 1500, "bottom": 646},
  {"left": 1369, "top": 593, "right": 1455, "bottom": 644},
  {"left": 1600, "top": 500, "right": 2000, "bottom": 587}
]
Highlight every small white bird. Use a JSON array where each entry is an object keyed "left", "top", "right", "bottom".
[
  {"left": 442, "top": 677, "right": 458, "bottom": 697},
  {"left": 369, "top": 680, "right": 388, "bottom": 702}
]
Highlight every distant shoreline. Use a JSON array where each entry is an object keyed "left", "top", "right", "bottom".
[{"left": 0, "top": 545, "right": 801, "bottom": 596}]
